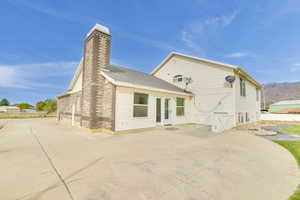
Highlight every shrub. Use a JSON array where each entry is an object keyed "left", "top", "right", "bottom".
[
  {"left": 16, "top": 103, "right": 33, "bottom": 110},
  {"left": 36, "top": 101, "right": 46, "bottom": 111}
]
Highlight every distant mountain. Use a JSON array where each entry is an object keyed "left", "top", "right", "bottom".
[{"left": 263, "top": 81, "right": 300, "bottom": 104}]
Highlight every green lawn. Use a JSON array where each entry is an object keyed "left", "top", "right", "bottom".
[
  {"left": 0, "top": 125, "right": 3, "bottom": 129},
  {"left": 274, "top": 140, "right": 300, "bottom": 200},
  {"left": 0, "top": 112, "right": 56, "bottom": 119},
  {"left": 283, "top": 125, "right": 300, "bottom": 135}
]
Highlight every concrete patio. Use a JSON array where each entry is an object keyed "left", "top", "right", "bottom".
[{"left": 0, "top": 118, "right": 299, "bottom": 200}]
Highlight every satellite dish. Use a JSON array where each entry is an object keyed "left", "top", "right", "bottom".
[
  {"left": 225, "top": 75, "right": 235, "bottom": 88},
  {"left": 225, "top": 75, "right": 236, "bottom": 83}
]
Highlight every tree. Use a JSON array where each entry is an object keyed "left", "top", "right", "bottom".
[
  {"left": 35, "top": 99, "right": 57, "bottom": 113},
  {"left": 36, "top": 101, "right": 46, "bottom": 111},
  {"left": 0, "top": 98, "right": 10, "bottom": 106},
  {"left": 44, "top": 99, "right": 57, "bottom": 113},
  {"left": 16, "top": 103, "right": 33, "bottom": 110}
]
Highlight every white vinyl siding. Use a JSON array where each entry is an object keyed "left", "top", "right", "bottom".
[
  {"left": 235, "top": 74, "right": 261, "bottom": 125},
  {"left": 115, "top": 87, "right": 191, "bottom": 131},
  {"left": 153, "top": 55, "right": 236, "bottom": 129},
  {"left": 154, "top": 55, "right": 261, "bottom": 130},
  {"left": 256, "top": 88, "right": 260, "bottom": 101}
]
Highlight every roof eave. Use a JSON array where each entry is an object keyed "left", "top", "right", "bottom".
[
  {"left": 152, "top": 52, "right": 262, "bottom": 89},
  {"left": 151, "top": 52, "right": 238, "bottom": 75},
  {"left": 235, "top": 67, "right": 262, "bottom": 88},
  {"left": 151, "top": 52, "right": 174, "bottom": 75},
  {"left": 67, "top": 58, "right": 83, "bottom": 91},
  {"left": 57, "top": 92, "right": 71, "bottom": 98}
]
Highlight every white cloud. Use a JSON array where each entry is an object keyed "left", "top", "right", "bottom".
[
  {"left": 7, "top": 0, "right": 99, "bottom": 25},
  {"left": 0, "top": 61, "right": 78, "bottom": 89},
  {"left": 116, "top": 30, "right": 181, "bottom": 52},
  {"left": 205, "top": 11, "right": 239, "bottom": 26},
  {"left": 181, "top": 31, "right": 205, "bottom": 55},
  {"left": 181, "top": 31, "right": 194, "bottom": 49},
  {"left": 290, "top": 63, "right": 300, "bottom": 72},
  {"left": 0, "top": 66, "right": 27, "bottom": 88},
  {"left": 224, "top": 52, "right": 254, "bottom": 58},
  {"left": 182, "top": 11, "right": 239, "bottom": 55},
  {"left": 9, "top": 0, "right": 178, "bottom": 53}
]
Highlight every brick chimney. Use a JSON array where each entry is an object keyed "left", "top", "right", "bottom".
[{"left": 81, "top": 24, "right": 112, "bottom": 129}]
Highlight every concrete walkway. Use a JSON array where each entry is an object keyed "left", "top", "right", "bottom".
[
  {"left": 261, "top": 125, "right": 300, "bottom": 141},
  {"left": 0, "top": 118, "right": 299, "bottom": 200}
]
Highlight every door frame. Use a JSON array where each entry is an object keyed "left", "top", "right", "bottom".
[
  {"left": 156, "top": 98, "right": 162, "bottom": 124},
  {"left": 164, "top": 98, "right": 172, "bottom": 125},
  {"left": 155, "top": 97, "right": 173, "bottom": 126}
]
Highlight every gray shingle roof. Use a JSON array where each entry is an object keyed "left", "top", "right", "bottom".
[
  {"left": 272, "top": 100, "right": 300, "bottom": 105},
  {"left": 104, "top": 65, "right": 189, "bottom": 94}
]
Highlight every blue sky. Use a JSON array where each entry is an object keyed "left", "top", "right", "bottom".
[{"left": 1, "top": 0, "right": 300, "bottom": 104}]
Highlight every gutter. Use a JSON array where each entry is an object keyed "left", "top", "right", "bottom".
[
  {"left": 57, "top": 92, "right": 71, "bottom": 98},
  {"left": 235, "top": 68, "right": 262, "bottom": 88}
]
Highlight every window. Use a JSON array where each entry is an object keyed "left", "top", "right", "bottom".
[
  {"left": 246, "top": 112, "right": 250, "bottom": 122},
  {"left": 165, "top": 99, "right": 170, "bottom": 120},
  {"left": 238, "top": 112, "right": 244, "bottom": 124},
  {"left": 173, "top": 75, "right": 183, "bottom": 82},
  {"left": 176, "top": 98, "right": 185, "bottom": 116},
  {"left": 133, "top": 93, "right": 148, "bottom": 117},
  {"left": 240, "top": 78, "right": 246, "bottom": 97},
  {"left": 256, "top": 88, "right": 260, "bottom": 101}
]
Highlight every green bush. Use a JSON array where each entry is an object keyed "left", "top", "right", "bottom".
[{"left": 16, "top": 103, "right": 33, "bottom": 110}]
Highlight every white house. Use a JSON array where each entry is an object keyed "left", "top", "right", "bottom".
[
  {"left": 152, "top": 52, "right": 262, "bottom": 132},
  {"left": 0, "top": 106, "right": 21, "bottom": 113},
  {"left": 57, "top": 24, "right": 262, "bottom": 133}
]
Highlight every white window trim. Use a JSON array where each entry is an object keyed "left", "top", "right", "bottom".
[{"left": 240, "top": 78, "right": 246, "bottom": 97}]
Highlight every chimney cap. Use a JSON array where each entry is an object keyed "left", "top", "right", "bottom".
[{"left": 86, "top": 24, "right": 110, "bottom": 38}]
